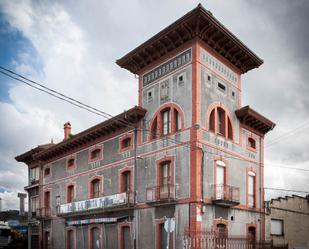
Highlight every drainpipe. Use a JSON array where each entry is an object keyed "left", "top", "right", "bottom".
[
  {"left": 259, "top": 136, "right": 263, "bottom": 240},
  {"left": 133, "top": 127, "right": 138, "bottom": 249}
]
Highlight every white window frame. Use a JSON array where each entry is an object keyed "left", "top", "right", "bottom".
[{"left": 270, "top": 219, "right": 284, "bottom": 236}]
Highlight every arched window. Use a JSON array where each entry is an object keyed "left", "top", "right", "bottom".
[
  {"left": 207, "top": 105, "right": 233, "bottom": 140},
  {"left": 149, "top": 105, "right": 183, "bottom": 140}
]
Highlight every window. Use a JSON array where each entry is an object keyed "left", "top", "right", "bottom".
[
  {"left": 44, "top": 167, "right": 50, "bottom": 177},
  {"left": 147, "top": 89, "right": 153, "bottom": 103},
  {"left": 218, "top": 82, "right": 226, "bottom": 92},
  {"left": 67, "top": 158, "right": 75, "bottom": 169},
  {"left": 89, "top": 146, "right": 103, "bottom": 162},
  {"left": 90, "top": 179, "right": 101, "bottom": 198},
  {"left": 119, "top": 135, "right": 133, "bottom": 152},
  {"left": 217, "top": 108, "right": 226, "bottom": 136},
  {"left": 31, "top": 196, "right": 39, "bottom": 213},
  {"left": 215, "top": 161, "right": 226, "bottom": 199},
  {"left": 120, "top": 171, "right": 132, "bottom": 193},
  {"left": 119, "top": 225, "right": 131, "bottom": 249},
  {"left": 30, "top": 167, "right": 40, "bottom": 181},
  {"left": 162, "top": 109, "right": 171, "bottom": 135},
  {"left": 67, "top": 185, "right": 74, "bottom": 203},
  {"left": 159, "top": 161, "right": 172, "bottom": 195},
  {"left": 248, "top": 137, "right": 256, "bottom": 150},
  {"left": 248, "top": 171, "right": 256, "bottom": 208},
  {"left": 207, "top": 105, "right": 233, "bottom": 140},
  {"left": 177, "top": 73, "right": 185, "bottom": 87},
  {"left": 44, "top": 191, "right": 50, "bottom": 216},
  {"left": 150, "top": 106, "right": 183, "bottom": 140},
  {"left": 271, "top": 219, "right": 283, "bottom": 236},
  {"left": 151, "top": 117, "right": 158, "bottom": 139},
  {"left": 174, "top": 110, "right": 181, "bottom": 132}
]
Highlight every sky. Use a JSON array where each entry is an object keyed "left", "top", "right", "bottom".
[{"left": 0, "top": 0, "right": 308, "bottom": 210}]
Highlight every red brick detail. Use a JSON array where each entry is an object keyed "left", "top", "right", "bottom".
[
  {"left": 66, "top": 182, "right": 76, "bottom": 203},
  {"left": 88, "top": 175, "right": 103, "bottom": 199},
  {"left": 66, "top": 154, "right": 77, "bottom": 172},
  {"left": 205, "top": 102, "right": 235, "bottom": 141},
  {"left": 148, "top": 103, "right": 185, "bottom": 141},
  {"left": 246, "top": 133, "right": 258, "bottom": 152},
  {"left": 118, "top": 221, "right": 132, "bottom": 249},
  {"left": 65, "top": 227, "right": 76, "bottom": 249},
  {"left": 119, "top": 133, "right": 134, "bottom": 153},
  {"left": 246, "top": 223, "right": 257, "bottom": 240},
  {"left": 88, "top": 224, "right": 102, "bottom": 249},
  {"left": 118, "top": 165, "right": 134, "bottom": 193},
  {"left": 88, "top": 144, "right": 103, "bottom": 163},
  {"left": 246, "top": 167, "right": 258, "bottom": 209},
  {"left": 156, "top": 156, "right": 175, "bottom": 187},
  {"left": 155, "top": 218, "right": 174, "bottom": 249}
]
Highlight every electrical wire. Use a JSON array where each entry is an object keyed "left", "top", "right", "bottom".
[{"left": 1, "top": 66, "right": 308, "bottom": 174}]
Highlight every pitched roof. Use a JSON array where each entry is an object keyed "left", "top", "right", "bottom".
[
  {"left": 117, "top": 4, "right": 263, "bottom": 74},
  {"left": 235, "top": 105, "right": 275, "bottom": 134}
]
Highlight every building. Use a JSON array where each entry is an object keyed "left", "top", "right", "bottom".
[
  {"left": 15, "top": 4, "right": 276, "bottom": 249},
  {"left": 265, "top": 195, "right": 309, "bottom": 249}
]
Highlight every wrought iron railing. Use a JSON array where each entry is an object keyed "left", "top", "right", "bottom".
[
  {"left": 146, "top": 184, "right": 176, "bottom": 202},
  {"left": 36, "top": 207, "right": 51, "bottom": 218},
  {"left": 211, "top": 184, "right": 240, "bottom": 203}
]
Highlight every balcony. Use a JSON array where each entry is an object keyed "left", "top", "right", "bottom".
[
  {"left": 211, "top": 184, "right": 240, "bottom": 207},
  {"left": 57, "top": 191, "right": 134, "bottom": 216},
  {"left": 24, "top": 179, "right": 39, "bottom": 190},
  {"left": 146, "top": 184, "right": 176, "bottom": 205},
  {"left": 36, "top": 207, "right": 51, "bottom": 218}
]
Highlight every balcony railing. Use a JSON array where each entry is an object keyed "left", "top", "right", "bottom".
[
  {"left": 57, "top": 191, "right": 134, "bottom": 215},
  {"left": 211, "top": 184, "right": 240, "bottom": 207},
  {"left": 146, "top": 184, "right": 176, "bottom": 204},
  {"left": 36, "top": 207, "right": 51, "bottom": 218}
]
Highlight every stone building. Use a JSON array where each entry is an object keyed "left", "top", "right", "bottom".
[
  {"left": 265, "top": 195, "right": 309, "bottom": 249},
  {"left": 15, "top": 4, "right": 275, "bottom": 249}
]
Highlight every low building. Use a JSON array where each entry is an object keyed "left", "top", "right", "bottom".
[
  {"left": 16, "top": 4, "right": 276, "bottom": 249},
  {"left": 265, "top": 195, "right": 309, "bottom": 249}
]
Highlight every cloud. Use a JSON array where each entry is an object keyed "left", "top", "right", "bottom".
[{"left": 0, "top": 0, "right": 308, "bottom": 210}]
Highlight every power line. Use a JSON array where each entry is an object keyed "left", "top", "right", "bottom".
[
  {"left": 0, "top": 66, "right": 136, "bottom": 129},
  {"left": 1, "top": 66, "right": 308, "bottom": 174}
]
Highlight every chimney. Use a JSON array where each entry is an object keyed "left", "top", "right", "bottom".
[{"left": 64, "top": 122, "right": 72, "bottom": 140}]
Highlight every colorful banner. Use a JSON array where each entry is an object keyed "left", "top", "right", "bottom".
[
  {"left": 59, "top": 192, "right": 127, "bottom": 214},
  {"left": 67, "top": 217, "right": 118, "bottom": 226}
]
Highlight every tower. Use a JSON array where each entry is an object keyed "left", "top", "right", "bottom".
[{"left": 117, "top": 4, "right": 275, "bottom": 240}]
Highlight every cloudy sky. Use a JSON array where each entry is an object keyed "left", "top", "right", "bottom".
[{"left": 0, "top": 0, "right": 308, "bottom": 210}]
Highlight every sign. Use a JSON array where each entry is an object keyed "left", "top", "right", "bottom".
[
  {"left": 60, "top": 192, "right": 128, "bottom": 214},
  {"left": 67, "top": 217, "right": 117, "bottom": 226}
]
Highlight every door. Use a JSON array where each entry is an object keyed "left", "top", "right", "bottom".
[
  {"left": 216, "top": 165, "right": 225, "bottom": 199},
  {"left": 91, "top": 227, "right": 100, "bottom": 249},
  {"left": 123, "top": 226, "right": 131, "bottom": 249}
]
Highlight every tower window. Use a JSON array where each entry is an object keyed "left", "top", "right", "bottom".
[
  {"left": 248, "top": 137, "right": 256, "bottom": 150},
  {"left": 218, "top": 82, "right": 226, "bottom": 92}
]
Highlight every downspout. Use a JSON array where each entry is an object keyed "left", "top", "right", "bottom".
[
  {"left": 259, "top": 136, "right": 263, "bottom": 240},
  {"left": 133, "top": 127, "right": 138, "bottom": 249},
  {"left": 201, "top": 149, "right": 205, "bottom": 203}
]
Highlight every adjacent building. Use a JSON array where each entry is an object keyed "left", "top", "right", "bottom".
[
  {"left": 265, "top": 195, "right": 309, "bottom": 249},
  {"left": 16, "top": 4, "right": 275, "bottom": 249}
]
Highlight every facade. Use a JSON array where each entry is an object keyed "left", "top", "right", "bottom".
[
  {"left": 265, "top": 195, "right": 309, "bottom": 249},
  {"left": 16, "top": 4, "right": 276, "bottom": 249}
]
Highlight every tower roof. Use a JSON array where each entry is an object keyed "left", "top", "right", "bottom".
[{"left": 117, "top": 4, "right": 263, "bottom": 74}]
